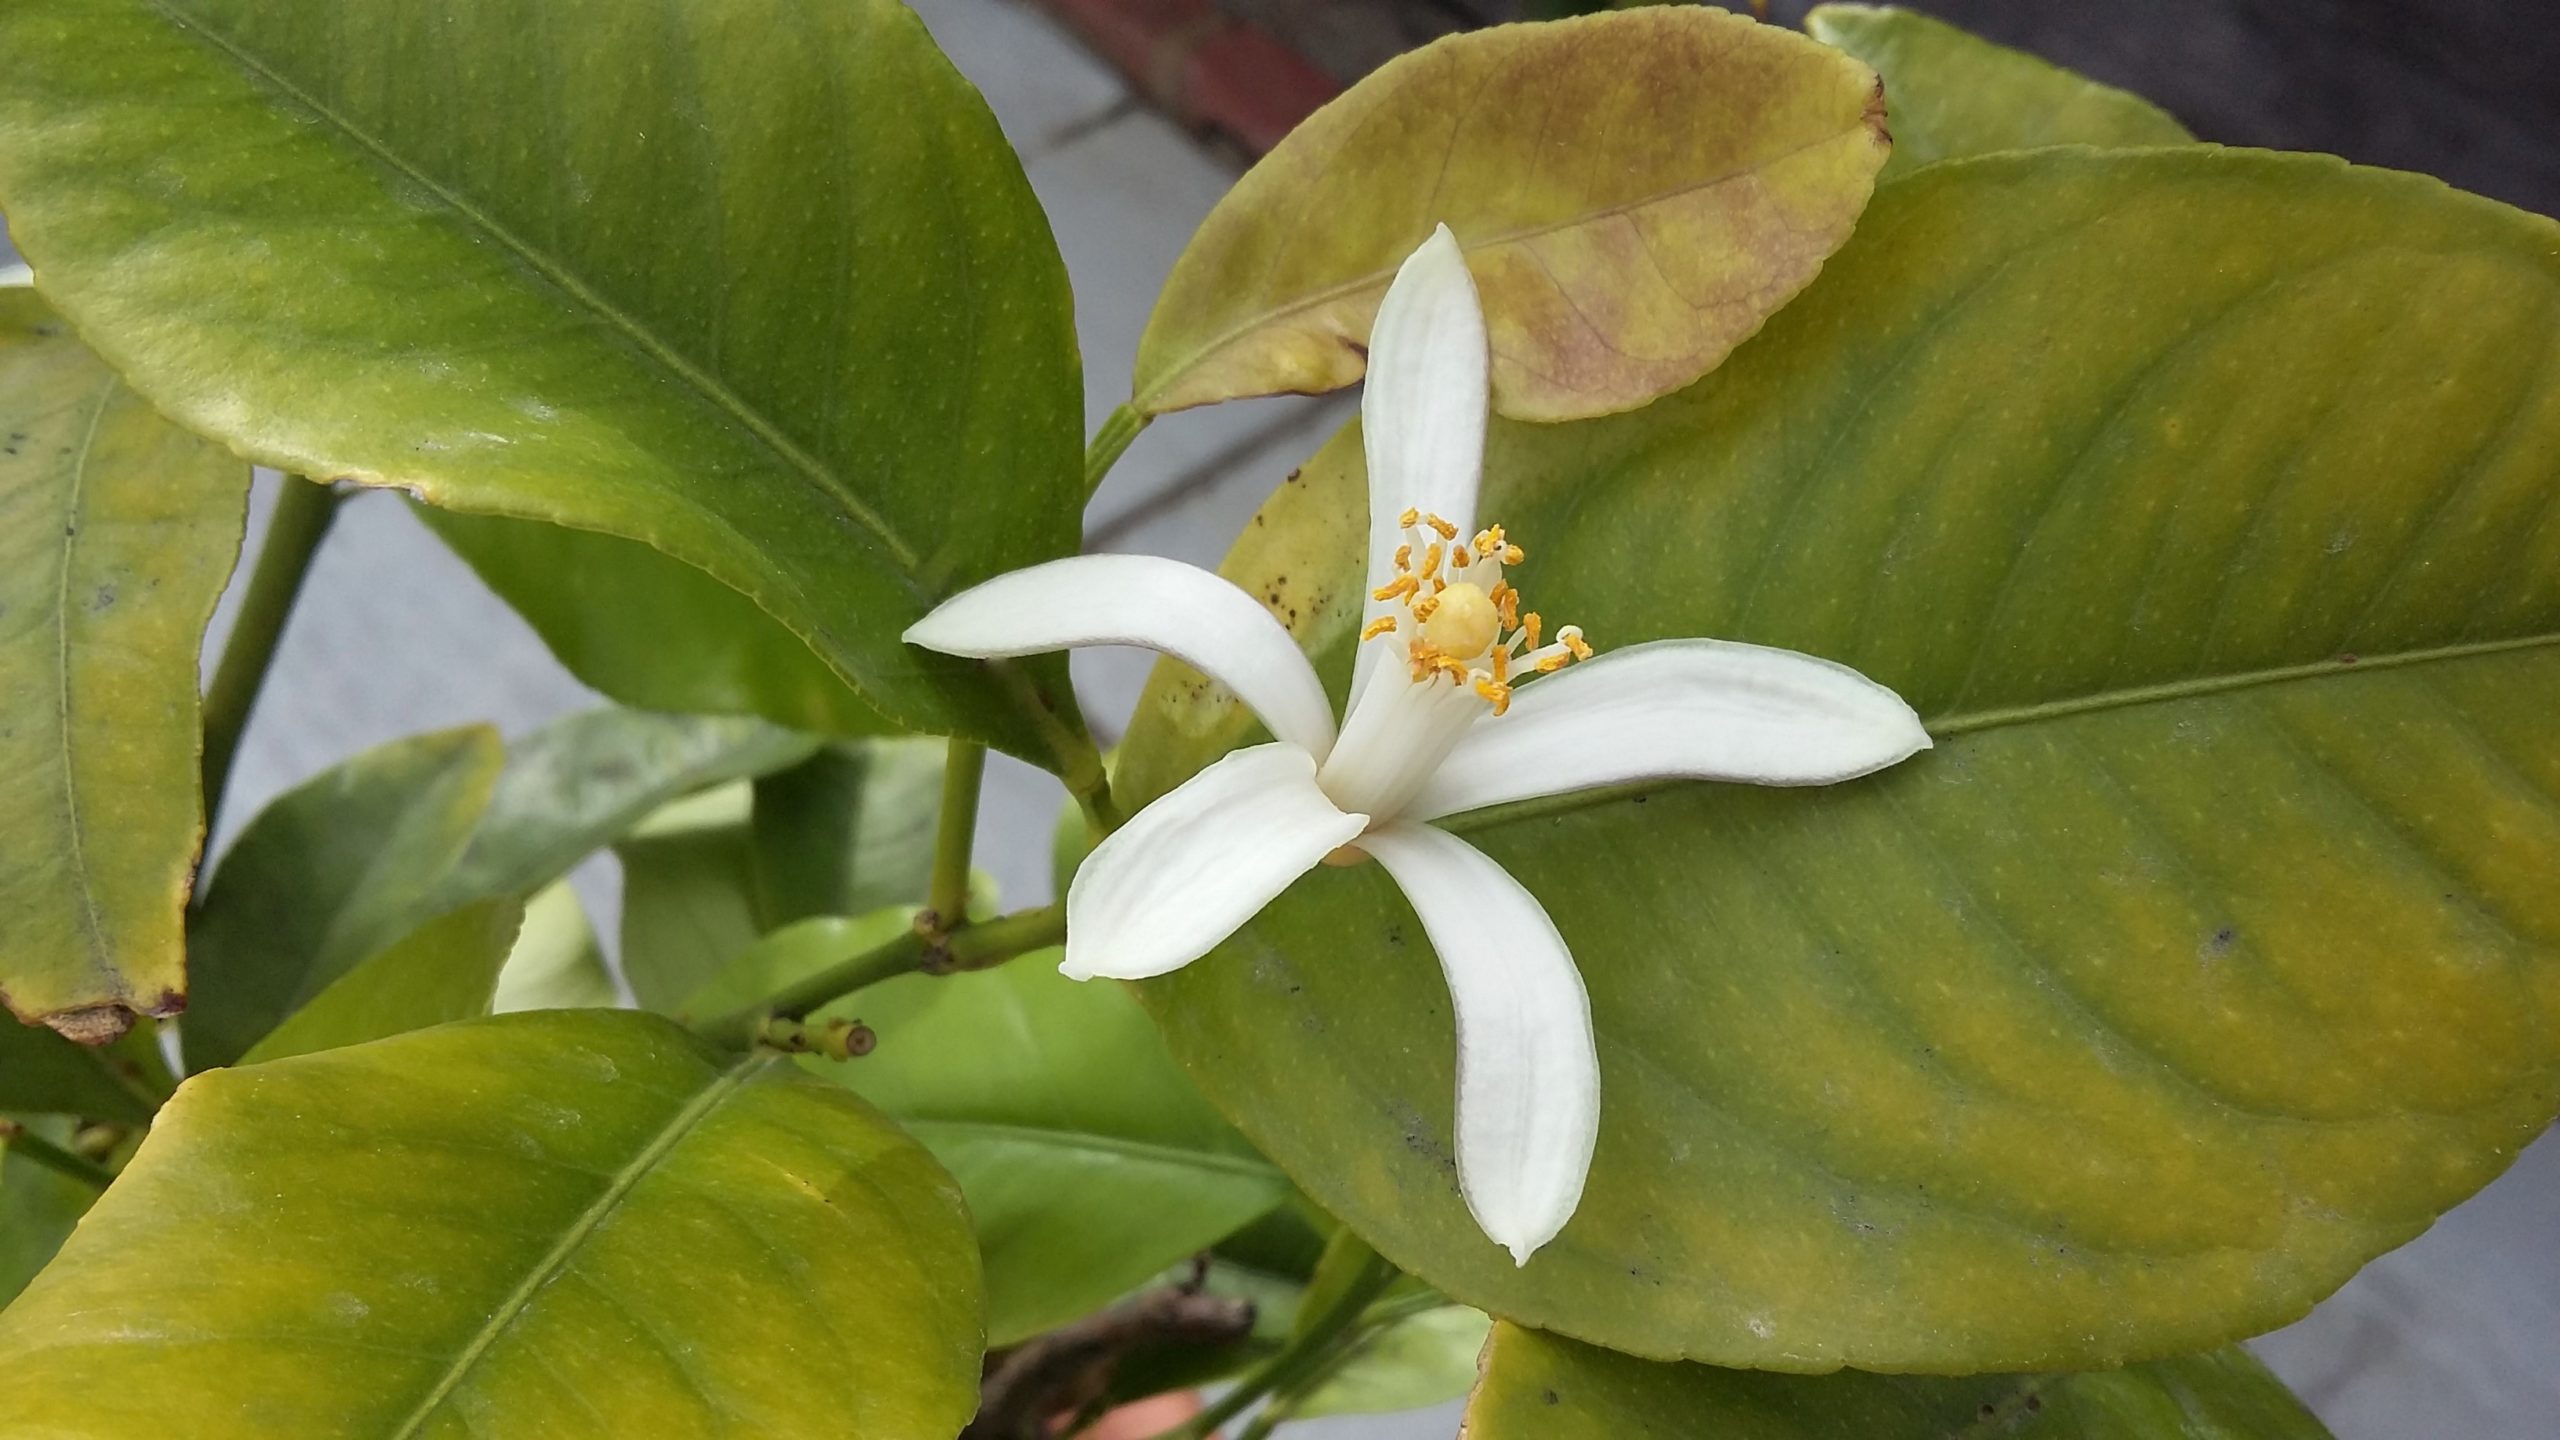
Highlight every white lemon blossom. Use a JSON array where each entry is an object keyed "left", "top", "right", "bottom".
[{"left": 906, "top": 226, "right": 1930, "bottom": 1264}]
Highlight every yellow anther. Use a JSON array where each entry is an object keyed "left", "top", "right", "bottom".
[
  {"left": 1536, "top": 654, "right": 1570, "bottom": 673},
  {"left": 1372, "top": 574, "right": 1420, "bottom": 603},
  {"left": 1491, "top": 645, "right": 1510, "bottom": 684},
  {"left": 1502, "top": 543, "right": 1525, "bottom": 565},
  {"left": 1521, "top": 612, "right": 1542, "bottom": 650},
  {"left": 1360, "top": 615, "right": 1399, "bottom": 642},
  {"left": 1425, "top": 513, "right": 1459, "bottom": 541},
  {"left": 1474, "top": 676, "right": 1512, "bottom": 715},
  {"left": 1421, "top": 582, "right": 1499, "bottom": 660},
  {"left": 1393, "top": 543, "right": 1412, "bottom": 571},
  {"left": 1398, "top": 507, "right": 1420, "bottom": 528},
  {"left": 1418, "top": 541, "right": 1445, "bottom": 583},
  {"left": 1562, "top": 629, "right": 1592, "bottom": 661},
  {"left": 1496, "top": 586, "right": 1519, "bottom": 629},
  {"left": 1412, "top": 592, "right": 1441, "bottom": 621}
]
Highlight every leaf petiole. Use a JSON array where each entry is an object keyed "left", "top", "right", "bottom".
[
  {"left": 694, "top": 902, "right": 1069, "bottom": 1052},
  {"left": 200, "top": 475, "right": 344, "bottom": 839},
  {"left": 0, "top": 1118, "right": 115, "bottom": 1191}
]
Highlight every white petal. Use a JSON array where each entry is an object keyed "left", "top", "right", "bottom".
[
  {"left": 1358, "top": 822, "right": 1597, "bottom": 1266},
  {"left": 906, "top": 554, "right": 1338, "bottom": 759},
  {"left": 1353, "top": 225, "right": 1488, "bottom": 706},
  {"left": 1407, "top": 639, "right": 1931, "bottom": 822},
  {"left": 0, "top": 263, "right": 31, "bottom": 288},
  {"left": 1064, "top": 744, "right": 1365, "bottom": 981}
]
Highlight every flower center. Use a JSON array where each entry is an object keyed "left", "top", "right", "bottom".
[{"left": 1361, "top": 509, "right": 1591, "bottom": 716}]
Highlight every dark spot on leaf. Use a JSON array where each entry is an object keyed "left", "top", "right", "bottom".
[
  {"left": 90, "top": 584, "right": 114, "bottom": 612},
  {"left": 2200, "top": 925, "right": 2237, "bottom": 962},
  {"left": 1979, "top": 1403, "right": 1999, "bottom": 1421},
  {"left": 2025, "top": 1394, "right": 2044, "bottom": 1414},
  {"left": 1542, "top": 1389, "right": 1560, "bottom": 1406},
  {"left": 2338, "top": 652, "right": 2359, "bottom": 665}
]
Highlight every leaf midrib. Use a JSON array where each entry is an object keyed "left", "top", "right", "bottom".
[
  {"left": 1134, "top": 121, "right": 1876, "bottom": 410},
  {"left": 1444, "top": 629, "right": 2560, "bottom": 835},
  {"left": 382, "top": 1054, "right": 773, "bottom": 1439},
  {"left": 904, "top": 1117, "right": 1284, "bottom": 1180},
  {"left": 47, "top": 374, "right": 122, "bottom": 984},
  {"left": 142, "top": 0, "right": 920, "bottom": 573}
]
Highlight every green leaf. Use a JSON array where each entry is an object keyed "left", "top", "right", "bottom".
[
  {"left": 1119, "top": 149, "right": 2560, "bottom": 1367},
  {"left": 0, "top": 288, "right": 247, "bottom": 1041},
  {"left": 0, "top": 0, "right": 1086, "bottom": 764},
  {"left": 424, "top": 509, "right": 891, "bottom": 738},
  {"left": 0, "top": 1115, "right": 94, "bottom": 1306},
  {"left": 828, "top": 955, "right": 1290, "bottom": 1346},
  {"left": 749, "top": 738, "right": 947, "bottom": 923},
  {"left": 0, "top": 1011, "right": 983, "bottom": 1438},
  {"left": 0, "top": 1017, "right": 166, "bottom": 1124},
  {"left": 1293, "top": 1301, "right": 1492, "bottom": 1421},
  {"left": 614, "top": 786, "right": 767, "bottom": 1014},
  {"left": 1465, "top": 1325, "right": 2332, "bottom": 1438},
  {"left": 491, "top": 881, "right": 618, "bottom": 1014},
  {"left": 185, "top": 727, "right": 503, "bottom": 1071},
  {"left": 434, "top": 708, "right": 820, "bottom": 911},
  {"left": 618, "top": 739, "right": 952, "bottom": 1012},
  {"left": 239, "top": 898, "right": 525, "bottom": 1064},
  {"left": 1805, "top": 5, "right": 2193, "bottom": 178},
  {"left": 1130, "top": 7, "right": 1888, "bottom": 423}
]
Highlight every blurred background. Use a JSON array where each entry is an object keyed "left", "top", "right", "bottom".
[{"left": 4, "top": 2, "right": 2554, "bottom": 1436}]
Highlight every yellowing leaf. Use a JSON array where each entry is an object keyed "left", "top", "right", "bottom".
[
  {"left": 1132, "top": 8, "right": 1888, "bottom": 422},
  {"left": 0, "top": 289, "right": 247, "bottom": 1041}
]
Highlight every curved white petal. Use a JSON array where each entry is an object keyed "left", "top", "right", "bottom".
[
  {"left": 1407, "top": 639, "right": 1932, "bottom": 822},
  {"left": 905, "top": 554, "right": 1337, "bottom": 758},
  {"left": 1063, "top": 744, "right": 1365, "bottom": 982},
  {"left": 1354, "top": 225, "right": 1489, "bottom": 706},
  {"left": 1358, "top": 822, "right": 1596, "bottom": 1266},
  {"left": 0, "top": 263, "right": 31, "bottom": 288}
]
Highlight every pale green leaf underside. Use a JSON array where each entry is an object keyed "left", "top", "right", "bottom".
[
  {"left": 239, "top": 898, "right": 525, "bottom": 1065},
  {"left": 0, "top": 0, "right": 1084, "bottom": 762},
  {"left": 1806, "top": 4, "right": 2193, "bottom": 179},
  {"left": 811, "top": 956, "right": 1290, "bottom": 1346},
  {"left": 0, "top": 1011, "right": 982, "bottom": 1439},
  {"left": 1119, "top": 149, "right": 2560, "bottom": 1369},
  {"left": 184, "top": 727, "right": 504, "bottom": 1072},
  {"left": 0, "top": 290, "right": 246, "bottom": 1037},
  {"left": 1466, "top": 1324, "right": 2331, "bottom": 1438}
]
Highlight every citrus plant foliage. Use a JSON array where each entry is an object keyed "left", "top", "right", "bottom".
[{"left": 0, "top": 2, "right": 2545, "bottom": 1437}]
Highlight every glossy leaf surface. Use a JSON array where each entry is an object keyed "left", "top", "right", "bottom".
[
  {"left": 425, "top": 510, "right": 890, "bottom": 737},
  {"left": 0, "top": 1011, "right": 982, "bottom": 1438},
  {"left": 0, "top": 289, "right": 246, "bottom": 1040},
  {"left": 0, "top": 0, "right": 1085, "bottom": 762},
  {"left": 1466, "top": 1325, "right": 2331, "bottom": 1439},
  {"left": 1806, "top": 5, "right": 2192, "bottom": 179},
  {"left": 1131, "top": 7, "right": 1887, "bottom": 421},
  {"left": 829, "top": 954, "right": 1290, "bottom": 1346},
  {"left": 185, "top": 727, "right": 503, "bottom": 1071},
  {"left": 1120, "top": 150, "right": 2560, "bottom": 1368},
  {"left": 239, "top": 898, "right": 524, "bottom": 1064}
]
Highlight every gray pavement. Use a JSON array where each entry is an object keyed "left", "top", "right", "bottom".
[{"left": 6, "top": 1, "right": 2553, "bottom": 1434}]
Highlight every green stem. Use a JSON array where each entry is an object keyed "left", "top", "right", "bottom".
[
  {"left": 201, "top": 476, "right": 343, "bottom": 834},
  {"left": 992, "top": 660, "right": 1121, "bottom": 835},
  {"left": 0, "top": 1122, "right": 115, "bottom": 1191},
  {"left": 695, "top": 902, "right": 1067, "bottom": 1051},
  {"left": 925, "top": 740, "right": 986, "bottom": 932},
  {"left": 1084, "top": 402, "right": 1150, "bottom": 499},
  {"left": 1143, "top": 1243, "right": 1399, "bottom": 1440}
]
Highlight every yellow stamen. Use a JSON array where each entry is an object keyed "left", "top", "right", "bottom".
[
  {"left": 1425, "top": 513, "right": 1459, "bottom": 541},
  {"left": 1393, "top": 543, "right": 1412, "bottom": 571},
  {"left": 1536, "top": 654, "right": 1570, "bottom": 673},
  {"left": 1412, "top": 592, "right": 1441, "bottom": 621},
  {"left": 1491, "top": 645, "right": 1510, "bottom": 683},
  {"left": 1502, "top": 543, "right": 1525, "bottom": 565},
  {"left": 1372, "top": 574, "right": 1420, "bottom": 603},
  {"left": 1521, "top": 612, "right": 1542, "bottom": 650},
  {"left": 1474, "top": 676, "right": 1512, "bottom": 715},
  {"left": 1495, "top": 585, "right": 1519, "bottom": 629},
  {"left": 1418, "top": 541, "right": 1444, "bottom": 583},
  {"left": 1360, "top": 615, "right": 1398, "bottom": 641},
  {"left": 1562, "top": 629, "right": 1592, "bottom": 660},
  {"left": 1398, "top": 507, "right": 1420, "bottom": 528}
]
